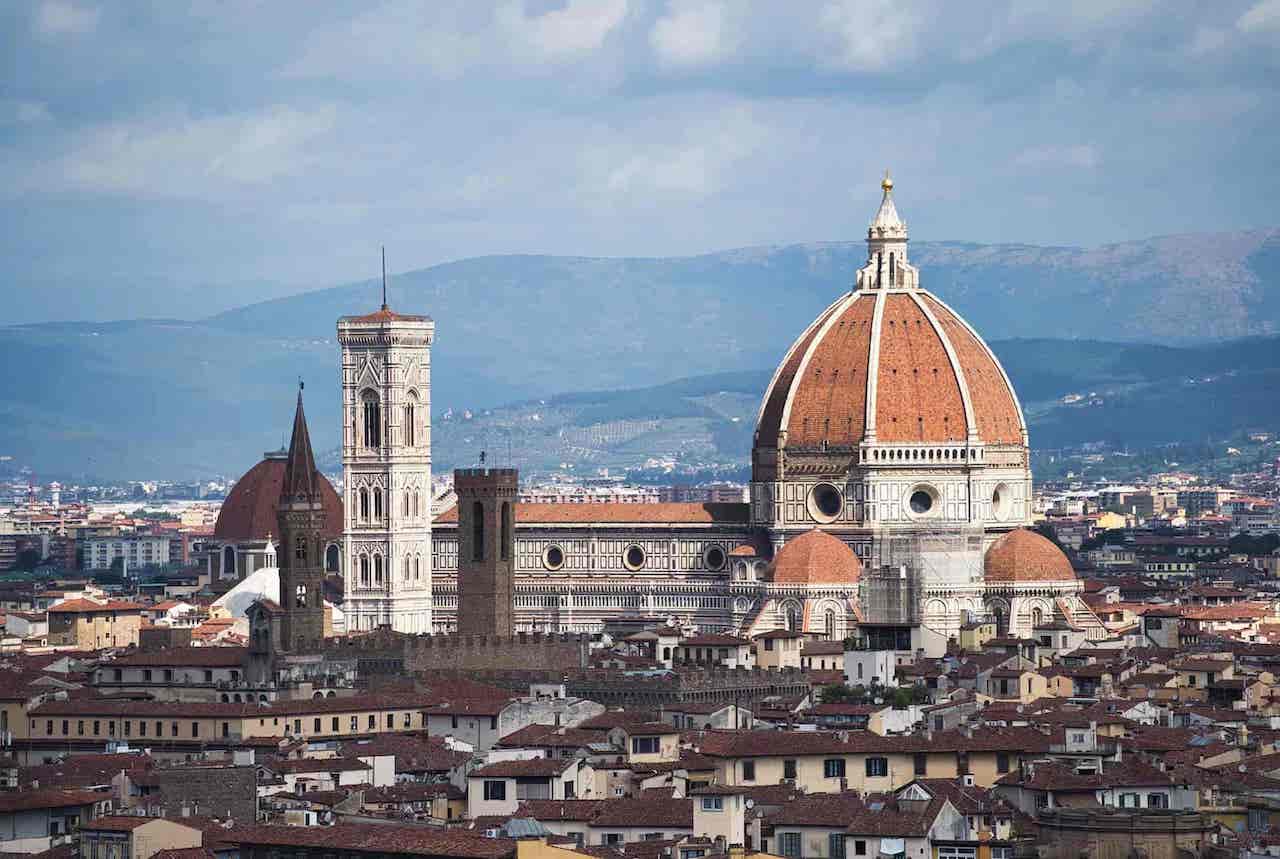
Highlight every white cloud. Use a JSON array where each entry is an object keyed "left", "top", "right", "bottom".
[
  {"left": 1012, "top": 143, "right": 1100, "bottom": 170},
  {"left": 497, "top": 0, "right": 628, "bottom": 61},
  {"left": 650, "top": 1, "right": 732, "bottom": 69},
  {"left": 1237, "top": 0, "right": 1280, "bottom": 32},
  {"left": 47, "top": 105, "right": 338, "bottom": 198},
  {"left": 34, "top": 1, "right": 98, "bottom": 37},
  {"left": 579, "top": 104, "right": 768, "bottom": 201},
  {"left": 819, "top": 0, "right": 923, "bottom": 72}
]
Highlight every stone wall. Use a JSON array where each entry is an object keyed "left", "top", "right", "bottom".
[
  {"left": 324, "top": 630, "right": 590, "bottom": 674},
  {"left": 1034, "top": 808, "right": 1212, "bottom": 859}
]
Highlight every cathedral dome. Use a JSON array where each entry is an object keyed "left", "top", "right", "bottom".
[
  {"left": 984, "top": 528, "right": 1075, "bottom": 584},
  {"left": 769, "top": 529, "right": 862, "bottom": 585},
  {"left": 214, "top": 451, "right": 343, "bottom": 541},
  {"left": 753, "top": 175, "right": 1026, "bottom": 480}
]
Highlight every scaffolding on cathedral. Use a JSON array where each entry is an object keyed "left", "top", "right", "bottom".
[{"left": 861, "top": 523, "right": 986, "bottom": 626}]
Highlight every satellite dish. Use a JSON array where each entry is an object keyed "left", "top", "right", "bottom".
[{"left": 745, "top": 799, "right": 755, "bottom": 809}]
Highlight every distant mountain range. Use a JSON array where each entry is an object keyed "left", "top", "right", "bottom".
[{"left": 2, "top": 228, "right": 1279, "bottom": 481}]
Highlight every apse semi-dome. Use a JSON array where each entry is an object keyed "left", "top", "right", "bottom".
[
  {"left": 214, "top": 450, "right": 344, "bottom": 541},
  {"left": 984, "top": 528, "right": 1075, "bottom": 583},
  {"left": 753, "top": 173, "right": 1026, "bottom": 479},
  {"left": 769, "top": 528, "right": 862, "bottom": 585}
]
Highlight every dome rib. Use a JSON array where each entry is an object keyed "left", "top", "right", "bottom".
[
  {"left": 923, "top": 294, "right": 1026, "bottom": 445},
  {"left": 755, "top": 295, "right": 847, "bottom": 447},
  {"left": 780, "top": 292, "right": 873, "bottom": 447},
  {"left": 909, "top": 291, "right": 978, "bottom": 441},
  {"left": 873, "top": 293, "right": 967, "bottom": 443}
]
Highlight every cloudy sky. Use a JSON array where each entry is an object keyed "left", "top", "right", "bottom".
[{"left": 2, "top": 0, "right": 1278, "bottom": 322}]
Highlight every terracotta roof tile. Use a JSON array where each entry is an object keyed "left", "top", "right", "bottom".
[
  {"left": 769, "top": 529, "right": 861, "bottom": 585},
  {"left": 214, "top": 455, "right": 342, "bottom": 541},
  {"left": 984, "top": 529, "right": 1075, "bottom": 583}
]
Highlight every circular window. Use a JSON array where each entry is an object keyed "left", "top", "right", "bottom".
[
  {"left": 906, "top": 485, "right": 938, "bottom": 518},
  {"left": 991, "top": 484, "right": 1010, "bottom": 521},
  {"left": 807, "top": 483, "right": 843, "bottom": 523},
  {"left": 703, "top": 545, "right": 727, "bottom": 571},
  {"left": 542, "top": 545, "right": 565, "bottom": 571},
  {"left": 623, "top": 545, "right": 647, "bottom": 571}
]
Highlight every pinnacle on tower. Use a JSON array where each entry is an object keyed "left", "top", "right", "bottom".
[
  {"left": 868, "top": 169, "right": 906, "bottom": 237},
  {"left": 282, "top": 383, "right": 320, "bottom": 502}
]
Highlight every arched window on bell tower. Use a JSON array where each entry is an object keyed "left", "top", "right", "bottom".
[
  {"left": 295, "top": 583, "right": 307, "bottom": 608},
  {"left": 361, "top": 390, "right": 382, "bottom": 449},
  {"left": 359, "top": 488, "right": 369, "bottom": 521},
  {"left": 294, "top": 534, "right": 307, "bottom": 564},
  {"left": 404, "top": 391, "right": 418, "bottom": 447},
  {"left": 373, "top": 488, "right": 383, "bottom": 520}
]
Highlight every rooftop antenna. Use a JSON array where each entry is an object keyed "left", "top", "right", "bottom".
[{"left": 381, "top": 246, "right": 388, "bottom": 310}]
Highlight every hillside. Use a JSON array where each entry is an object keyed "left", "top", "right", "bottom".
[
  {"left": 404, "top": 337, "right": 1280, "bottom": 481},
  {"left": 2, "top": 229, "right": 1279, "bottom": 480}
]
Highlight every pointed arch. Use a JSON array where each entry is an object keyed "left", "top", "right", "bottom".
[
  {"left": 404, "top": 390, "right": 419, "bottom": 447},
  {"left": 360, "top": 389, "right": 382, "bottom": 449}
]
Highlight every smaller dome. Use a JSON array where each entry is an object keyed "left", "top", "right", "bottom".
[
  {"left": 214, "top": 452, "right": 343, "bottom": 541},
  {"left": 770, "top": 529, "right": 862, "bottom": 585},
  {"left": 984, "top": 529, "right": 1075, "bottom": 583}
]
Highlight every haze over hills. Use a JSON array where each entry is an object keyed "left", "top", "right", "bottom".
[{"left": 2, "top": 229, "right": 1279, "bottom": 481}]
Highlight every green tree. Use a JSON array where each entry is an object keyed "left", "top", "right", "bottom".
[{"left": 818, "top": 683, "right": 866, "bottom": 704}]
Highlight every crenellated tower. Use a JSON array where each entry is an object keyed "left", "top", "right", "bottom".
[
  {"left": 454, "top": 468, "right": 518, "bottom": 636},
  {"left": 338, "top": 276, "right": 434, "bottom": 634}
]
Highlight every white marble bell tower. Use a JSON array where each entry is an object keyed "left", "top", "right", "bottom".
[{"left": 338, "top": 258, "right": 434, "bottom": 634}]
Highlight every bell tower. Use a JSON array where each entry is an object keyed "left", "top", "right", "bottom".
[
  {"left": 338, "top": 258, "right": 435, "bottom": 634},
  {"left": 276, "top": 385, "right": 327, "bottom": 651}
]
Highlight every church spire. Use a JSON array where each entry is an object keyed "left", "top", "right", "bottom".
[{"left": 282, "top": 382, "right": 319, "bottom": 502}]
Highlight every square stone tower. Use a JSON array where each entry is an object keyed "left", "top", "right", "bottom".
[
  {"left": 454, "top": 468, "right": 518, "bottom": 636},
  {"left": 338, "top": 302, "right": 434, "bottom": 634}
]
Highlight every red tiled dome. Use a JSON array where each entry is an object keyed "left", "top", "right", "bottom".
[
  {"left": 754, "top": 292, "right": 1024, "bottom": 462},
  {"left": 770, "top": 529, "right": 861, "bottom": 585},
  {"left": 752, "top": 177, "right": 1025, "bottom": 483},
  {"left": 214, "top": 454, "right": 343, "bottom": 541},
  {"left": 984, "top": 529, "right": 1075, "bottom": 583}
]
